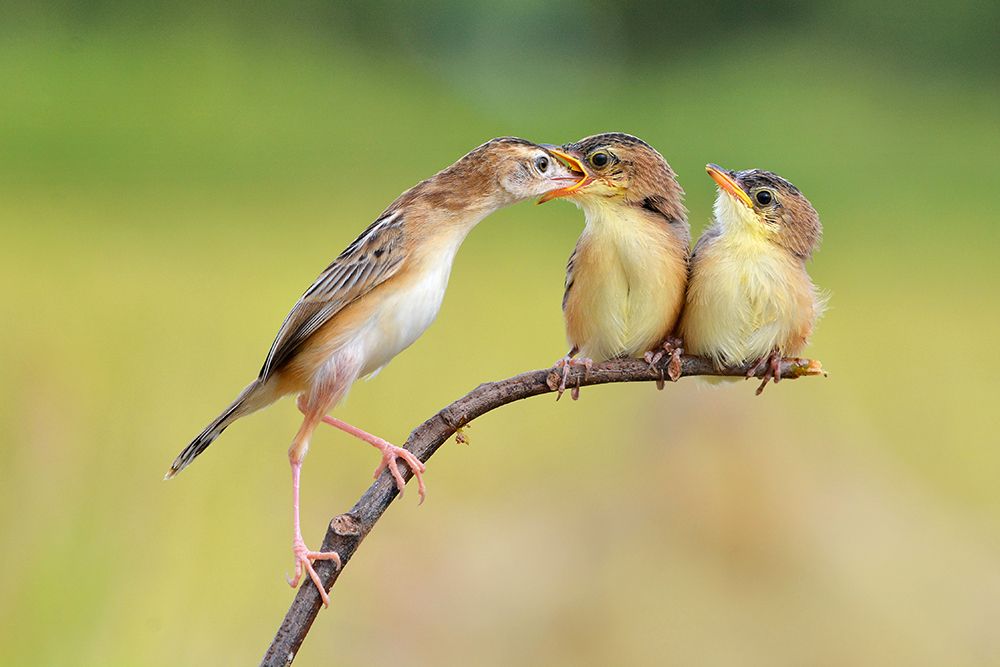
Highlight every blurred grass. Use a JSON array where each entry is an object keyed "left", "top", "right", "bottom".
[{"left": 1, "top": 6, "right": 999, "bottom": 666}]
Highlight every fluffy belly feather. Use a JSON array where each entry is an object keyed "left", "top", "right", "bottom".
[
  {"left": 566, "top": 211, "right": 686, "bottom": 361},
  {"left": 576, "top": 275, "right": 679, "bottom": 360},
  {"left": 681, "top": 238, "right": 816, "bottom": 367},
  {"left": 360, "top": 261, "right": 451, "bottom": 376}
]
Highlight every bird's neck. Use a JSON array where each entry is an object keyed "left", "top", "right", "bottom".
[
  {"left": 714, "top": 194, "right": 778, "bottom": 249},
  {"left": 579, "top": 197, "right": 656, "bottom": 248},
  {"left": 407, "top": 204, "right": 496, "bottom": 275},
  {"left": 412, "top": 167, "right": 507, "bottom": 222}
]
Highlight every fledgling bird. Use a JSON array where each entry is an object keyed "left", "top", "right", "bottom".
[
  {"left": 165, "top": 138, "right": 585, "bottom": 606},
  {"left": 541, "top": 133, "right": 691, "bottom": 397},
  {"left": 679, "top": 164, "right": 825, "bottom": 394}
]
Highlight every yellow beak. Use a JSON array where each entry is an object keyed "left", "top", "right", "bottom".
[
  {"left": 537, "top": 147, "right": 594, "bottom": 204},
  {"left": 706, "top": 163, "right": 753, "bottom": 208}
]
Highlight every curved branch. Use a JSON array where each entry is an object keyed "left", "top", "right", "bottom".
[{"left": 260, "top": 355, "right": 824, "bottom": 666}]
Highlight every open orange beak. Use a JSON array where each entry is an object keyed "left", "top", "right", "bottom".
[
  {"left": 706, "top": 163, "right": 753, "bottom": 208},
  {"left": 537, "top": 147, "right": 594, "bottom": 204}
]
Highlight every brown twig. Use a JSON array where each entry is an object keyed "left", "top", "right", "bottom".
[{"left": 260, "top": 355, "right": 824, "bottom": 666}]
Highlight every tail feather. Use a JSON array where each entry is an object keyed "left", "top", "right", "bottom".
[{"left": 165, "top": 381, "right": 266, "bottom": 479}]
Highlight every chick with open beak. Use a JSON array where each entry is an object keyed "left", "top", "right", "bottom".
[
  {"left": 679, "top": 164, "right": 825, "bottom": 394},
  {"left": 541, "top": 133, "right": 691, "bottom": 397}
]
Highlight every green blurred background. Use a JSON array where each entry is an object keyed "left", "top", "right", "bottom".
[{"left": 2, "top": 2, "right": 999, "bottom": 665}]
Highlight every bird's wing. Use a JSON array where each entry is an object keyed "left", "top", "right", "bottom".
[
  {"left": 562, "top": 239, "right": 582, "bottom": 312},
  {"left": 259, "top": 210, "right": 407, "bottom": 382},
  {"left": 690, "top": 223, "right": 721, "bottom": 259}
]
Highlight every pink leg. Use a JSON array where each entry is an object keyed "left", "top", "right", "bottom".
[
  {"left": 296, "top": 395, "right": 426, "bottom": 503},
  {"left": 287, "top": 457, "right": 341, "bottom": 608},
  {"left": 320, "top": 415, "right": 427, "bottom": 503}
]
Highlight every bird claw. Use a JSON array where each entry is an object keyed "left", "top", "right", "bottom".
[
  {"left": 288, "top": 538, "right": 341, "bottom": 608},
  {"left": 303, "top": 400, "right": 430, "bottom": 504},
  {"left": 373, "top": 442, "right": 427, "bottom": 504},
  {"left": 644, "top": 350, "right": 667, "bottom": 390},
  {"left": 553, "top": 355, "right": 592, "bottom": 401},
  {"left": 747, "top": 350, "right": 783, "bottom": 395},
  {"left": 645, "top": 337, "right": 684, "bottom": 384}
]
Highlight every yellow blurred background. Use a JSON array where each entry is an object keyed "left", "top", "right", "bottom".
[{"left": 2, "top": 2, "right": 999, "bottom": 665}]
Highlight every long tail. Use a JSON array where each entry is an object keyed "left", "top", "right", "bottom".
[{"left": 164, "top": 381, "right": 270, "bottom": 479}]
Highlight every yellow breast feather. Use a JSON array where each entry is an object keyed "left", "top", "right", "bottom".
[{"left": 564, "top": 201, "right": 687, "bottom": 361}]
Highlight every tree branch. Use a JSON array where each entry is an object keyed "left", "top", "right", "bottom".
[{"left": 260, "top": 355, "right": 824, "bottom": 666}]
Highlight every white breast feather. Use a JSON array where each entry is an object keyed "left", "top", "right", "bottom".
[{"left": 360, "top": 227, "right": 469, "bottom": 377}]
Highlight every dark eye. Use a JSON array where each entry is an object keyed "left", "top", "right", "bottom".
[
  {"left": 755, "top": 190, "right": 773, "bottom": 206},
  {"left": 589, "top": 151, "right": 610, "bottom": 168},
  {"left": 535, "top": 156, "right": 549, "bottom": 173}
]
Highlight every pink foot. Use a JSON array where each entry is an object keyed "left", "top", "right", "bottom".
[
  {"left": 747, "top": 350, "right": 782, "bottom": 395},
  {"left": 286, "top": 458, "right": 341, "bottom": 607},
  {"left": 370, "top": 439, "right": 427, "bottom": 503},
  {"left": 287, "top": 537, "right": 341, "bottom": 608},
  {"left": 553, "top": 354, "right": 593, "bottom": 401},
  {"left": 298, "top": 395, "right": 428, "bottom": 503}
]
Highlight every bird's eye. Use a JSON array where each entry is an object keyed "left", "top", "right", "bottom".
[
  {"left": 535, "top": 156, "right": 549, "bottom": 173},
  {"left": 755, "top": 190, "right": 773, "bottom": 206},
  {"left": 589, "top": 151, "right": 610, "bottom": 168}
]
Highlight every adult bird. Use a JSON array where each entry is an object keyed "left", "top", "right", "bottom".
[
  {"left": 166, "top": 138, "right": 586, "bottom": 605},
  {"left": 679, "top": 164, "right": 825, "bottom": 394},
  {"left": 541, "top": 133, "right": 691, "bottom": 397}
]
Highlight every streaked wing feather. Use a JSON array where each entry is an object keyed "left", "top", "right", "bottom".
[
  {"left": 562, "top": 241, "right": 581, "bottom": 312},
  {"left": 259, "top": 211, "right": 406, "bottom": 381}
]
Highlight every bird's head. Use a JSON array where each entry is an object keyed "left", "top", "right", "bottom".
[
  {"left": 444, "top": 137, "right": 587, "bottom": 207},
  {"left": 706, "top": 164, "right": 821, "bottom": 259},
  {"left": 538, "top": 133, "right": 685, "bottom": 222}
]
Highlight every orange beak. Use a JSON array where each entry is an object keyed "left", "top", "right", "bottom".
[
  {"left": 706, "top": 163, "right": 753, "bottom": 208},
  {"left": 537, "top": 147, "right": 594, "bottom": 204}
]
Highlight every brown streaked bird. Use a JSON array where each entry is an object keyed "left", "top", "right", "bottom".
[
  {"left": 541, "top": 133, "right": 691, "bottom": 397},
  {"left": 679, "top": 164, "right": 825, "bottom": 394},
  {"left": 165, "top": 137, "right": 585, "bottom": 606}
]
